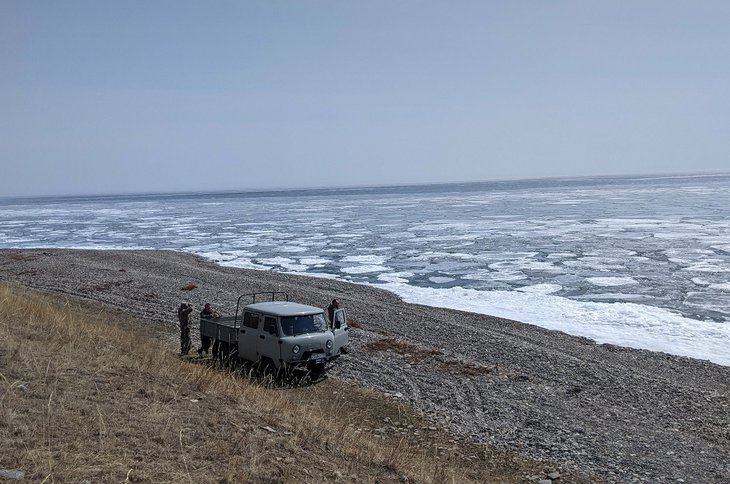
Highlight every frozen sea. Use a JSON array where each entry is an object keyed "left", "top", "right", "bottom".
[{"left": 2, "top": 173, "right": 729, "bottom": 365}]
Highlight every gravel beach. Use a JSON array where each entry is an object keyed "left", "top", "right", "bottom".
[{"left": 2, "top": 249, "right": 728, "bottom": 483}]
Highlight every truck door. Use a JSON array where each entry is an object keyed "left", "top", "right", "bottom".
[
  {"left": 258, "top": 316, "right": 282, "bottom": 367},
  {"left": 332, "top": 308, "right": 349, "bottom": 354},
  {"left": 238, "top": 311, "right": 260, "bottom": 362}
]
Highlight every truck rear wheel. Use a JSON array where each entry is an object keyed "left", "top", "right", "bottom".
[{"left": 217, "top": 342, "right": 238, "bottom": 368}]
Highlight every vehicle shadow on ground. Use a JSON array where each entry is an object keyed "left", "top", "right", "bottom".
[{"left": 181, "top": 354, "right": 327, "bottom": 389}]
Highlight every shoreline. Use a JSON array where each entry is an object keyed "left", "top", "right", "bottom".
[
  {"left": 1, "top": 248, "right": 729, "bottom": 482},
  {"left": 334, "top": 276, "right": 729, "bottom": 367},
  {"left": 8, "top": 238, "right": 729, "bottom": 368}
]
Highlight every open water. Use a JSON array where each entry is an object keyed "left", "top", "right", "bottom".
[{"left": 2, "top": 173, "right": 729, "bottom": 365}]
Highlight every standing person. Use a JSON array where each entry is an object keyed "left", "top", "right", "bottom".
[
  {"left": 327, "top": 299, "right": 340, "bottom": 327},
  {"left": 177, "top": 303, "right": 193, "bottom": 356},
  {"left": 327, "top": 298, "right": 349, "bottom": 354},
  {"left": 197, "top": 303, "right": 218, "bottom": 357}
]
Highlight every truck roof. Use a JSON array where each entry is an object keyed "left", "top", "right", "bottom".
[{"left": 245, "top": 301, "right": 323, "bottom": 317}]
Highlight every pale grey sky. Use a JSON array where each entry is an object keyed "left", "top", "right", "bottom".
[{"left": 2, "top": 1, "right": 729, "bottom": 197}]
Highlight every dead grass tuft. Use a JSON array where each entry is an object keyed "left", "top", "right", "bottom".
[
  {"left": 366, "top": 338, "right": 442, "bottom": 363},
  {"left": 347, "top": 319, "right": 364, "bottom": 329},
  {"left": 439, "top": 360, "right": 495, "bottom": 376},
  {"left": 7, "top": 252, "right": 38, "bottom": 262},
  {"left": 84, "top": 279, "right": 134, "bottom": 292},
  {"left": 367, "top": 338, "right": 497, "bottom": 377}
]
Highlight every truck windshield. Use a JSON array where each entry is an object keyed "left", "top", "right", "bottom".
[{"left": 280, "top": 314, "right": 328, "bottom": 336}]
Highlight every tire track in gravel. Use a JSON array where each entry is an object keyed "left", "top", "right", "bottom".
[
  {"left": 461, "top": 377, "right": 488, "bottom": 427},
  {"left": 345, "top": 348, "right": 428, "bottom": 409}
]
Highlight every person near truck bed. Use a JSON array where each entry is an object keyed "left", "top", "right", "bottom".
[
  {"left": 177, "top": 303, "right": 193, "bottom": 356},
  {"left": 197, "top": 303, "right": 220, "bottom": 357}
]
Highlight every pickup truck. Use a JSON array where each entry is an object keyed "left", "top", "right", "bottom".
[{"left": 200, "top": 292, "right": 349, "bottom": 374}]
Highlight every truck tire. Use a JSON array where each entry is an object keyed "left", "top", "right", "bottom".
[
  {"left": 217, "top": 342, "right": 238, "bottom": 368},
  {"left": 260, "top": 357, "right": 288, "bottom": 381}
]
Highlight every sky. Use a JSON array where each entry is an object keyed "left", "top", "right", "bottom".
[{"left": 1, "top": 1, "right": 729, "bottom": 197}]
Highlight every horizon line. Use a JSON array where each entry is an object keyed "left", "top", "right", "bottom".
[{"left": 3, "top": 169, "right": 729, "bottom": 202}]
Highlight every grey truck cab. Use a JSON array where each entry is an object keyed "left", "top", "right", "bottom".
[{"left": 200, "top": 292, "right": 348, "bottom": 373}]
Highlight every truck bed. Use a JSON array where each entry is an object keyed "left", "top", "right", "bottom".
[
  {"left": 200, "top": 316, "right": 239, "bottom": 343},
  {"left": 201, "top": 316, "right": 237, "bottom": 327}
]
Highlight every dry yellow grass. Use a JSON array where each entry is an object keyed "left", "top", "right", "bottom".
[{"left": 0, "top": 283, "right": 593, "bottom": 483}]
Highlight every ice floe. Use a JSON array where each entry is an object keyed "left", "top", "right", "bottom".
[{"left": 587, "top": 277, "right": 639, "bottom": 287}]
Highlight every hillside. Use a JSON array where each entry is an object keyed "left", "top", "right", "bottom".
[{"left": 0, "top": 283, "right": 589, "bottom": 483}]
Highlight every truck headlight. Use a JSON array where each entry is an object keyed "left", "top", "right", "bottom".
[
  {"left": 326, "top": 340, "right": 333, "bottom": 349},
  {"left": 292, "top": 345, "right": 301, "bottom": 355}
]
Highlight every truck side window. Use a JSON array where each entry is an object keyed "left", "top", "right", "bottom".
[
  {"left": 244, "top": 312, "right": 260, "bottom": 329},
  {"left": 263, "top": 316, "right": 278, "bottom": 335}
]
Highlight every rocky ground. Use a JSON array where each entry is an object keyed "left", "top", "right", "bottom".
[{"left": 1, "top": 249, "right": 728, "bottom": 483}]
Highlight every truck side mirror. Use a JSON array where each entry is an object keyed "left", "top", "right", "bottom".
[{"left": 335, "top": 320, "right": 341, "bottom": 329}]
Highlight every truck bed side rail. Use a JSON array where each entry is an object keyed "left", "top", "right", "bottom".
[{"left": 234, "top": 291, "right": 290, "bottom": 325}]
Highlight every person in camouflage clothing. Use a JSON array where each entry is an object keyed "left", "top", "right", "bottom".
[{"left": 177, "top": 303, "right": 193, "bottom": 355}]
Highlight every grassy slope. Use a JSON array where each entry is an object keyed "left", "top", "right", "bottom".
[{"left": 0, "top": 283, "right": 594, "bottom": 483}]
